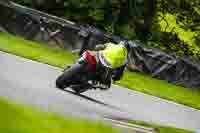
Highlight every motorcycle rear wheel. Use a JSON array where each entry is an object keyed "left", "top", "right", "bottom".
[
  {"left": 71, "top": 84, "right": 89, "bottom": 94},
  {"left": 55, "top": 63, "right": 85, "bottom": 90}
]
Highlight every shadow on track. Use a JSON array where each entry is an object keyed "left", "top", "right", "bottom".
[{"left": 60, "top": 88, "right": 122, "bottom": 110}]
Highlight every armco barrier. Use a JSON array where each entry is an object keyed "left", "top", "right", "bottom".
[
  {"left": 0, "top": 1, "right": 200, "bottom": 89},
  {"left": 0, "top": 1, "right": 84, "bottom": 50}
]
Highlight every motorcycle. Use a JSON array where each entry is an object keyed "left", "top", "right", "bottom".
[{"left": 55, "top": 51, "right": 112, "bottom": 94}]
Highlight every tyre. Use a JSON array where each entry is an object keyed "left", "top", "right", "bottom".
[
  {"left": 55, "top": 63, "right": 85, "bottom": 90},
  {"left": 71, "top": 84, "right": 90, "bottom": 94}
]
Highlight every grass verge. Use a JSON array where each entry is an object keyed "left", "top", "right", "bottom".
[
  {"left": 118, "top": 72, "right": 200, "bottom": 109},
  {"left": 0, "top": 98, "right": 121, "bottom": 133},
  {"left": 0, "top": 97, "right": 193, "bottom": 133},
  {"left": 0, "top": 33, "right": 200, "bottom": 110},
  {"left": 0, "top": 32, "right": 78, "bottom": 69}
]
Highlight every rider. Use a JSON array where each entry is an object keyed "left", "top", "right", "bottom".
[
  {"left": 87, "top": 40, "right": 130, "bottom": 89},
  {"left": 74, "top": 27, "right": 130, "bottom": 90}
]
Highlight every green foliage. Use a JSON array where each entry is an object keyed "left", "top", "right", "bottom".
[
  {"left": 152, "top": 0, "right": 200, "bottom": 59},
  {"left": 115, "top": 24, "right": 136, "bottom": 39},
  {"left": 13, "top": 0, "right": 32, "bottom": 6},
  {"left": 152, "top": 12, "right": 200, "bottom": 59}
]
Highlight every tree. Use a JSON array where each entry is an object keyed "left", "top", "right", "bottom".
[{"left": 142, "top": 0, "right": 157, "bottom": 41}]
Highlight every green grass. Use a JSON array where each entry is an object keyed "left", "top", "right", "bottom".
[
  {"left": 0, "top": 32, "right": 200, "bottom": 110},
  {"left": 0, "top": 97, "right": 193, "bottom": 133},
  {"left": 0, "top": 32, "right": 78, "bottom": 69},
  {"left": 131, "top": 121, "right": 194, "bottom": 133},
  {"left": 117, "top": 71, "right": 200, "bottom": 109},
  {"left": 0, "top": 98, "right": 121, "bottom": 133}
]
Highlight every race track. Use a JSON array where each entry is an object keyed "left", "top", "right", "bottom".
[{"left": 0, "top": 51, "right": 200, "bottom": 132}]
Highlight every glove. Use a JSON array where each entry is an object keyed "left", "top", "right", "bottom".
[
  {"left": 112, "top": 65, "right": 125, "bottom": 81},
  {"left": 112, "top": 71, "right": 122, "bottom": 81}
]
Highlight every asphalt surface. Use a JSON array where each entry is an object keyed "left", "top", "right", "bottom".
[{"left": 0, "top": 51, "right": 200, "bottom": 132}]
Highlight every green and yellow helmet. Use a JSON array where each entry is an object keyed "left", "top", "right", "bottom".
[{"left": 99, "top": 41, "right": 128, "bottom": 69}]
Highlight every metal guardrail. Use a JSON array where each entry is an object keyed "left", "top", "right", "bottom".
[
  {"left": 0, "top": 1, "right": 84, "bottom": 50},
  {"left": 0, "top": 1, "right": 75, "bottom": 26}
]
